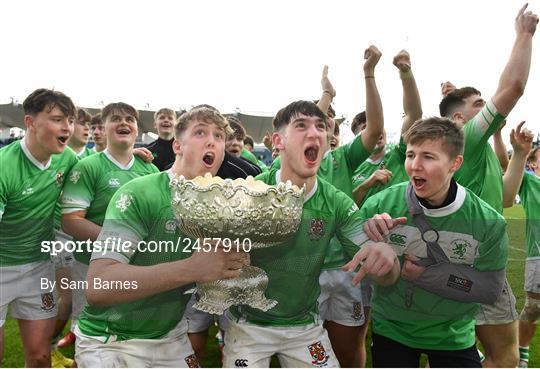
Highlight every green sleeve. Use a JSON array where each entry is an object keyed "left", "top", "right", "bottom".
[
  {"left": 473, "top": 219, "right": 508, "bottom": 271},
  {"left": 95, "top": 185, "right": 149, "bottom": 263},
  {"left": 334, "top": 191, "right": 369, "bottom": 260},
  {"left": 463, "top": 101, "right": 505, "bottom": 158},
  {"left": 343, "top": 133, "right": 372, "bottom": 172},
  {"left": 61, "top": 160, "right": 96, "bottom": 213},
  {"left": 271, "top": 156, "right": 281, "bottom": 170},
  {"left": 241, "top": 148, "right": 259, "bottom": 165}
]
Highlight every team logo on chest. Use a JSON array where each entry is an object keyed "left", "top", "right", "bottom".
[
  {"left": 115, "top": 193, "right": 133, "bottom": 212},
  {"left": 309, "top": 219, "right": 326, "bottom": 241},
  {"left": 55, "top": 171, "right": 64, "bottom": 186},
  {"left": 450, "top": 239, "right": 471, "bottom": 260},
  {"left": 307, "top": 341, "right": 330, "bottom": 367}
]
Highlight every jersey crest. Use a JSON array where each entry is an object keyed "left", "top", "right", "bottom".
[
  {"left": 55, "top": 171, "right": 65, "bottom": 186},
  {"left": 308, "top": 341, "right": 330, "bottom": 367},
  {"left": 451, "top": 239, "right": 471, "bottom": 260},
  {"left": 69, "top": 170, "right": 81, "bottom": 184},
  {"left": 309, "top": 219, "right": 326, "bottom": 241},
  {"left": 115, "top": 193, "right": 133, "bottom": 212}
]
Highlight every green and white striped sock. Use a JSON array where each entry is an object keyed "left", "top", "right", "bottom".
[{"left": 519, "top": 346, "right": 529, "bottom": 363}]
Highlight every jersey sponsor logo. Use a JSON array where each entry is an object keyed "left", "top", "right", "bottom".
[
  {"left": 55, "top": 171, "right": 65, "bottom": 186},
  {"left": 40, "top": 292, "right": 55, "bottom": 311},
  {"left": 450, "top": 239, "right": 471, "bottom": 260},
  {"left": 165, "top": 220, "right": 177, "bottom": 233},
  {"left": 308, "top": 341, "right": 330, "bottom": 367},
  {"left": 115, "top": 193, "right": 133, "bottom": 212},
  {"left": 234, "top": 359, "right": 248, "bottom": 367},
  {"left": 109, "top": 178, "right": 121, "bottom": 187},
  {"left": 69, "top": 170, "right": 81, "bottom": 184},
  {"left": 184, "top": 354, "right": 200, "bottom": 368},
  {"left": 22, "top": 187, "right": 34, "bottom": 196},
  {"left": 351, "top": 301, "right": 363, "bottom": 321},
  {"left": 446, "top": 274, "right": 473, "bottom": 292},
  {"left": 309, "top": 219, "right": 326, "bottom": 241},
  {"left": 389, "top": 233, "right": 407, "bottom": 246}
]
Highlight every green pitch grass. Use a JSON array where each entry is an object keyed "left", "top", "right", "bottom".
[{"left": 2, "top": 205, "right": 538, "bottom": 367}]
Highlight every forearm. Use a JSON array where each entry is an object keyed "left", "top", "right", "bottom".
[
  {"left": 502, "top": 151, "right": 527, "bottom": 207},
  {"left": 317, "top": 91, "right": 333, "bottom": 115},
  {"left": 86, "top": 258, "right": 196, "bottom": 306},
  {"left": 61, "top": 214, "right": 102, "bottom": 241},
  {"left": 362, "top": 74, "right": 384, "bottom": 151},
  {"left": 493, "top": 133, "right": 510, "bottom": 172},
  {"left": 400, "top": 71, "right": 423, "bottom": 135},
  {"left": 494, "top": 34, "right": 533, "bottom": 115},
  {"left": 353, "top": 183, "right": 370, "bottom": 205}
]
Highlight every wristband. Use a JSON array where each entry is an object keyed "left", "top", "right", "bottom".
[
  {"left": 365, "top": 76, "right": 375, "bottom": 79},
  {"left": 399, "top": 69, "right": 413, "bottom": 80}
]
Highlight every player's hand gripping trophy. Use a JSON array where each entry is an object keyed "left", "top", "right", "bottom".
[{"left": 171, "top": 173, "right": 304, "bottom": 314}]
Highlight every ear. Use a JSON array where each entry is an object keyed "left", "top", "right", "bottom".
[
  {"left": 272, "top": 131, "right": 284, "bottom": 151},
  {"left": 172, "top": 137, "right": 182, "bottom": 155},
  {"left": 450, "top": 155, "right": 464, "bottom": 173},
  {"left": 452, "top": 111, "right": 464, "bottom": 124},
  {"left": 24, "top": 115, "right": 34, "bottom": 130}
]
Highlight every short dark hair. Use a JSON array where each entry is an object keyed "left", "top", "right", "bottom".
[
  {"left": 404, "top": 117, "right": 464, "bottom": 158},
  {"left": 226, "top": 117, "right": 246, "bottom": 141},
  {"left": 154, "top": 108, "right": 176, "bottom": 121},
  {"left": 351, "top": 111, "right": 366, "bottom": 134},
  {"left": 23, "top": 88, "right": 76, "bottom": 118},
  {"left": 77, "top": 107, "right": 92, "bottom": 123},
  {"left": 273, "top": 100, "right": 326, "bottom": 131},
  {"left": 101, "top": 102, "right": 139, "bottom": 123},
  {"left": 439, "top": 87, "right": 481, "bottom": 117},
  {"left": 244, "top": 135, "right": 254, "bottom": 147},
  {"left": 90, "top": 113, "right": 102, "bottom": 126}
]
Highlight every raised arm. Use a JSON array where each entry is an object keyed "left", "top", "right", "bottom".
[
  {"left": 503, "top": 121, "right": 533, "bottom": 207},
  {"left": 393, "top": 50, "right": 423, "bottom": 136},
  {"left": 493, "top": 120, "right": 510, "bottom": 172},
  {"left": 361, "top": 45, "right": 384, "bottom": 151},
  {"left": 317, "top": 65, "right": 336, "bottom": 116},
  {"left": 492, "top": 4, "right": 538, "bottom": 116}
]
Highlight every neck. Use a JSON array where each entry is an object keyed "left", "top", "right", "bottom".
[
  {"left": 280, "top": 165, "right": 316, "bottom": 194},
  {"left": 25, "top": 133, "right": 51, "bottom": 164},
  {"left": 95, "top": 143, "right": 106, "bottom": 152},
  {"left": 107, "top": 144, "right": 133, "bottom": 166},
  {"left": 421, "top": 179, "right": 453, "bottom": 207},
  {"left": 159, "top": 133, "right": 174, "bottom": 141},
  {"left": 369, "top": 149, "right": 385, "bottom": 161},
  {"left": 68, "top": 141, "right": 86, "bottom": 154}
]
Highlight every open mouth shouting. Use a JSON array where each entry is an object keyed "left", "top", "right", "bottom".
[
  {"left": 304, "top": 145, "right": 320, "bottom": 166},
  {"left": 412, "top": 176, "right": 427, "bottom": 191},
  {"left": 116, "top": 126, "right": 132, "bottom": 137},
  {"left": 57, "top": 135, "right": 69, "bottom": 146},
  {"left": 202, "top": 151, "right": 216, "bottom": 167}
]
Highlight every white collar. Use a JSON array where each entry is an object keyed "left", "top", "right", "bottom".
[
  {"left": 323, "top": 149, "right": 332, "bottom": 159},
  {"left": 73, "top": 146, "right": 86, "bottom": 156},
  {"left": 366, "top": 156, "right": 384, "bottom": 165},
  {"left": 276, "top": 169, "right": 317, "bottom": 203},
  {"left": 21, "top": 138, "right": 51, "bottom": 170},
  {"left": 420, "top": 184, "right": 466, "bottom": 217},
  {"left": 103, "top": 149, "right": 135, "bottom": 170}
]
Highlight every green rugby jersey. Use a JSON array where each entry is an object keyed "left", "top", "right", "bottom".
[
  {"left": 77, "top": 171, "right": 193, "bottom": 340},
  {"left": 241, "top": 148, "right": 259, "bottom": 165},
  {"left": 360, "top": 181, "right": 508, "bottom": 350},
  {"left": 73, "top": 146, "right": 95, "bottom": 159},
  {"left": 0, "top": 139, "right": 78, "bottom": 266},
  {"left": 61, "top": 150, "right": 159, "bottom": 264},
  {"left": 454, "top": 100, "right": 505, "bottom": 214},
  {"left": 519, "top": 172, "right": 540, "bottom": 259},
  {"left": 270, "top": 134, "right": 371, "bottom": 269},
  {"left": 352, "top": 138, "right": 409, "bottom": 206},
  {"left": 229, "top": 168, "right": 369, "bottom": 327}
]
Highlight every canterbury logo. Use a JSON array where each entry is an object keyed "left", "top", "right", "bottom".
[
  {"left": 389, "top": 233, "right": 406, "bottom": 245},
  {"left": 235, "top": 359, "right": 248, "bottom": 367}
]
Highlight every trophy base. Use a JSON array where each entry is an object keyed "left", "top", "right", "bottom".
[{"left": 192, "top": 266, "right": 277, "bottom": 315}]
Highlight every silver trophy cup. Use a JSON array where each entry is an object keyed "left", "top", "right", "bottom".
[{"left": 170, "top": 174, "right": 304, "bottom": 314}]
